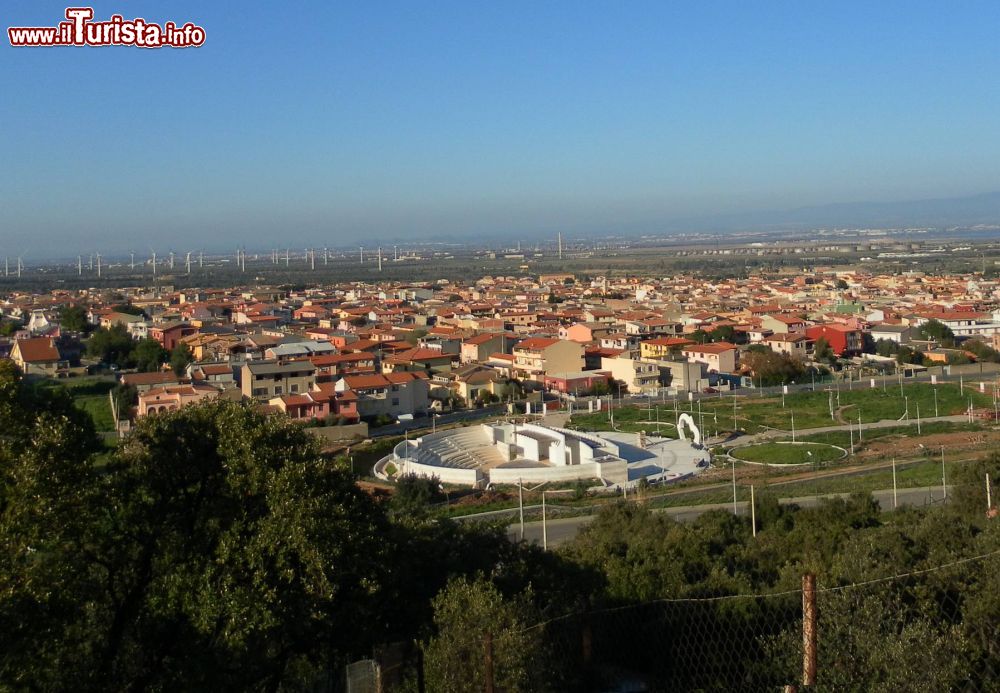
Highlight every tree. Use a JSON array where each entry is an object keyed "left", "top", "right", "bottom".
[
  {"left": 916, "top": 319, "right": 955, "bottom": 346},
  {"left": 133, "top": 338, "right": 167, "bottom": 372},
  {"left": 739, "top": 350, "right": 806, "bottom": 387},
  {"left": 391, "top": 474, "right": 444, "bottom": 523},
  {"left": 59, "top": 305, "right": 89, "bottom": 333},
  {"left": 1, "top": 400, "right": 392, "bottom": 690},
  {"left": 0, "top": 319, "right": 20, "bottom": 337},
  {"left": 423, "top": 576, "right": 545, "bottom": 693},
  {"left": 835, "top": 279, "right": 849, "bottom": 290},
  {"left": 875, "top": 338, "right": 898, "bottom": 358},
  {"left": 169, "top": 343, "right": 194, "bottom": 376},
  {"left": 962, "top": 339, "right": 1000, "bottom": 363},
  {"left": 86, "top": 324, "right": 135, "bottom": 367},
  {"left": 813, "top": 337, "right": 836, "bottom": 365},
  {"left": 110, "top": 304, "right": 147, "bottom": 318}
]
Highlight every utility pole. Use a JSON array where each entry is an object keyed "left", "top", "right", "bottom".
[
  {"left": 916, "top": 403, "right": 921, "bottom": 434},
  {"left": 518, "top": 478, "right": 524, "bottom": 541},
  {"left": 732, "top": 460, "right": 738, "bottom": 514},
  {"left": 942, "top": 446, "right": 947, "bottom": 500},
  {"left": 892, "top": 457, "right": 898, "bottom": 509},
  {"left": 750, "top": 485, "right": 757, "bottom": 537},
  {"left": 542, "top": 491, "right": 548, "bottom": 550}
]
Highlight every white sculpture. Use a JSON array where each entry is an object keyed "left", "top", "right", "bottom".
[{"left": 676, "top": 413, "right": 702, "bottom": 447}]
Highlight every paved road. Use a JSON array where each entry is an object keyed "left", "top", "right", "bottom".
[{"left": 507, "top": 485, "right": 949, "bottom": 548}]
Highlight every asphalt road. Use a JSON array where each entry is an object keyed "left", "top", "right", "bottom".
[{"left": 507, "top": 485, "right": 949, "bottom": 548}]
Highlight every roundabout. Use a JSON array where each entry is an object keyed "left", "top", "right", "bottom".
[{"left": 727, "top": 441, "right": 847, "bottom": 466}]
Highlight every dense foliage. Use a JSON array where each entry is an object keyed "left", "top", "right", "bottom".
[{"left": 2, "top": 360, "right": 999, "bottom": 690}]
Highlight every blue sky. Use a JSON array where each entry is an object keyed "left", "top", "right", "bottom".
[{"left": 3, "top": 1, "right": 1000, "bottom": 256}]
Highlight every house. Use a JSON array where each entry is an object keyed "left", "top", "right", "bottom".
[
  {"left": 681, "top": 342, "right": 739, "bottom": 373},
  {"left": 869, "top": 324, "right": 912, "bottom": 345},
  {"left": 511, "top": 338, "right": 585, "bottom": 381},
  {"left": 543, "top": 370, "right": 611, "bottom": 395},
  {"left": 639, "top": 337, "right": 695, "bottom": 360},
  {"left": 335, "top": 371, "right": 430, "bottom": 420},
  {"left": 120, "top": 371, "right": 189, "bottom": 394},
  {"left": 149, "top": 322, "right": 198, "bottom": 351},
  {"left": 10, "top": 337, "right": 67, "bottom": 377},
  {"left": 189, "top": 362, "right": 235, "bottom": 387},
  {"left": 308, "top": 352, "right": 377, "bottom": 382},
  {"left": 240, "top": 360, "right": 317, "bottom": 400},
  {"left": 600, "top": 355, "right": 661, "bottom": 394},
  {"left": 448, "top": 364, "right": 515, "bottom": 404},
  {"left": 763, "top": 333, "right": 810, "bottom": 359},
  {"left": 137, "top": 384, "right": 219, "bottom": 417},
  {"left": 381, "top": 347, "right": 454, "bottom": 374},
  {"left": 761, "top": 314, "right": 808, "bottom": 334},
  {"left": 805, "top": 324, "right": 863, "bottom": 357},
  {"left": 460, "top": 333, "right": 516, "bottom": 364}
]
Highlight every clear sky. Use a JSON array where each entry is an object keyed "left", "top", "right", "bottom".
[{"left": 3, "top": 1, "right": 1000, "bottom": 257}]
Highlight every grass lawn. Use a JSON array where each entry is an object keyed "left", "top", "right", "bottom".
[
  {"left": 788, "top": 421, "right": 985, "bottom": 448},
  {"left": 566, "top": 404, "right": 679, "bottom": 437},
  {"left": 571, "top": 382, "right": 994, "bottom": 436},
  {"left": 29, "top": 376, "right": 118, "bottom": 432},
  {"left": 730, "top": 442, "right": 844, "bottom": 465}
]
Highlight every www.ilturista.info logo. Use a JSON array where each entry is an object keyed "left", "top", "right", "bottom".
[{"left": 8, "top": 7, "right": 206, "bottom": 48}]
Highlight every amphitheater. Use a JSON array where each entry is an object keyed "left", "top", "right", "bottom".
[{"left": 374, "top": 421, "right": 709, "bottom": 489}]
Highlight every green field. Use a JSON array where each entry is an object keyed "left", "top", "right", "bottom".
[
  {"left": 570, "top": 382, "right": 993, "bottom": 436},
  {"left": 730, "top": 441, "right": 845, "bottom": 465},
  {"left": 565, "top": 404, "right": 680, "bottom": 437},
  {"left": 29, "top": 376, "right": 117, "bottom": 432}
]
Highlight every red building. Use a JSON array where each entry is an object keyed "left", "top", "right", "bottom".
[{"left": 805, "top": 324, "right": 863, "bottom": 356}]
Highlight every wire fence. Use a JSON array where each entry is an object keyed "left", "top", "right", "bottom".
[{"left": 343, "top": 547, "right": 1000, "bottom": 692}]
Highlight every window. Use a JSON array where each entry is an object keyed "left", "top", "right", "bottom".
[
  {"left": 291, "top": 384, "right": 299, "bottom": 393},
  {"left": 391, "top": 398, "right": 400, "bottom": 406},
  {"left": 275, "top": 386, "right": 283, "bottom": 395}
]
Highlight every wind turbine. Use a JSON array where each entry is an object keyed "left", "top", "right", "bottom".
[
  {"left": 96, "top": 252, "right": 102, "bottom": 278},
  {"left": 150, "top": 249, "right": 157, "bottom": 278},
  {"left": 130, "top": 252, "right": 135, "bottom": 271},
  {"left": 185, "top": 252, "right": 192, "bottom": 274}
]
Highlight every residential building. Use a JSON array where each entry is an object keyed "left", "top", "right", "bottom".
[
  {"left": 511, "top": 338, "right": 584, "bottom": 381},
  {"left": 681, "top": 342, "right": 739, "bottom": 373},
  {"left": 241, "top": 360, "right": 317, "bottom": 400}
]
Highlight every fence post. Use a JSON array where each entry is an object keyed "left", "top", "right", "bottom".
[
  {"left": 484, "top": 631, "right": 495, "bottom": 693},
  {"left": 802, "top": 573, "right": 817, "bottom": 687},
  {"left": 581, "top": 611, "right": 593, "bottom": 666}
]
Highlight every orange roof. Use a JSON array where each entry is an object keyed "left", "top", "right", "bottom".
[
  {"left": 682, "top": 342, "right": 737, "bottom": 354},
  {"left": 515, "top": 337, "right": 560, "bottom": 350},
  {"left": 13, "top": 337, "right": 60, "bottom": 363}
]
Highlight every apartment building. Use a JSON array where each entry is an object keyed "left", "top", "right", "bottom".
[{"left": 241, "top": 360, "right": 317, "bottom": 400}]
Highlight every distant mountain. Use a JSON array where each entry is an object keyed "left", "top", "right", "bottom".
[{"left": 666, "top": 191, "right": 1000, "bottom": 233}]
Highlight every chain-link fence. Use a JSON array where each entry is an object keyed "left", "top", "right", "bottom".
[{"left": 345, "top": 547, "right": 1000, "bottom": 692}]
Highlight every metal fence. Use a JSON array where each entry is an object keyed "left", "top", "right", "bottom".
[{"left": 347, "top": 547, "right": 1000, "bottom": 692}]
